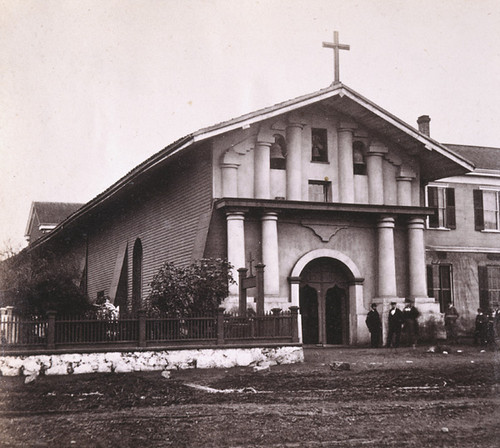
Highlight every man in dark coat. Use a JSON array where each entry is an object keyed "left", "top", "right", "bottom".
[
  {"left": 402, "top": 300, "right": 420, "bottom": 347},
  {"left": 474, "top": 308, "right": 488, "bottom": 346},
  {"left": 366, "top": 303, "right": 382, "bottom": 348},
  {"left": 386, "top": 301, "right": 403, "bottom": 348},
  {"left": 444, "top": 302, "right": 459, "bottom": 344}
]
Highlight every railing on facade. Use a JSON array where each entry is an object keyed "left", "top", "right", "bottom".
[{"left": 0, "top": 306, "right": 299, "bottom": 352}]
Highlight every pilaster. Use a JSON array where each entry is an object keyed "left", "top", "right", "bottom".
[
  {"left": 397, "top": 177, "right": 413, "bottom": 206},
  {"left": 221, "top": 149, "right": 241, "bottom": 198},
  {"left": 254, "top": 141, "right": 272, "bottom": 199},
  {"left": 286, "top": 122, "right": 304, "bottom": 201},
  {"left": 366, "top": 152, "right": 385, "bottom": 204},
  {"left": 337, "top": 122, "right": 356, "bottom": 203},
  {"left": 221, "top": 163, "right": 239, "bottom": 197}
]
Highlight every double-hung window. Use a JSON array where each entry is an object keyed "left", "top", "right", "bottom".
[
  {"left": 427, "top": 264, "right": 453, "bottom": 313},
  {"left": 426, "top": 185, "right": 456, "bottom": 229},
  {"left": 478, "top": 265, "right": 500, "bottom": 311},
  {"left": 474, "top": 189, "right": 500, "bottom": 231}
]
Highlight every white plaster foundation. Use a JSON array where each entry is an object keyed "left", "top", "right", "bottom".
[{"left": 0, "top": 345, "right": 304, "bottom": 377}]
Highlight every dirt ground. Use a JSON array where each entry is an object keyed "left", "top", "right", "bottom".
[{"left": 0, "top": 345, "right": 499, "bottom": 447}]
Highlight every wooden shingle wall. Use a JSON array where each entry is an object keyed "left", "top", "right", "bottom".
[{"left": 85, "top": 145, "right": 213, "bottom": 308}]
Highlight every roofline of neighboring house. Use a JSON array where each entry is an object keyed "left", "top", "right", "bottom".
[
  {"left": 431, "top": 170, "right": 500, "bottom": 184},
  {"left": 26, "top": 82, "right": 475, "bottom": 252},
  {"left": 24, "top": 202, "right": 38, "bottom": 237},
  {"left": 442, "top": 143, "right": 500, "bottom": 175},
  {"left": 24, "top": 201, "right": 85, "bottom": 240},
  {"left": 468, "top": 169, "right": 500, "bottom": 179}
]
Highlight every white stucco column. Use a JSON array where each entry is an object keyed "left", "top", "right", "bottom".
[
  {"left": 226, "top": 212, "right": 246, "bottom": 295},
  {"left": 407, "top": 217, "right": 428, "bottom": 299},
  {"left": 397, "top": 176, "right": 413, "bottom": 206},
  {"left": 261, "top": 212, "right": 280, "bottom": 295},
  {"left": 289, "top": 276, "right": 302, "bottom": 342},
  {"left": 366, "top": 152, "right": 385, "bottom": 204},
  {"left": 286, "top": 123, "right": 303, "bottom": 201},
  {"left": 254, "top": 141, "right": 271, "bottom": 199},
  {"left": 221, "top": 163, "right": 239, "bottom": 197},
  {"left": 337, "top": 122, "right": 356, "bottom": 203},
  {"left": 377, "top": 216, "right": 397, "bottom": 298}
]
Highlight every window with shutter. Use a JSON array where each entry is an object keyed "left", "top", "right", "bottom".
[
  {"left": 478, "top": 266, "right": 490, "bottom": 311},
  {"left": 427, "top": 186, "right": 439, "bottom": 228},
  {"left": 426, "top": 264, "right": 453, "bottom": 312},
  {"left": 487, "top": 266, "right": 500, "bottom": 309},
  {"left": 474, "top": 189, "right": 500, "bottom": 231},
  {"left": 483, "top": 191, "right": 500, "bottom": 230},
  {"left": 439, "top": 265, "right": 452, "bottom": 313},
  {"left": 473, "top": 189, "right": 484, "bottom": 231},
  {"left": 445, "top": 188, "right": 456, "bottom": 229},
  {"left": 426, "top": 265, "right": 434, "bottom": 298},
  {"left": 426, "top": 186, "right": 456, "bottom": 229}
]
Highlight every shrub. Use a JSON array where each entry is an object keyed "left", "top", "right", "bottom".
[
  {"left": 0, "top": 248, "right": 92, "bottom": 316},
  {"left": 148, "top": 258, "right": 235, "bottom": 317}
]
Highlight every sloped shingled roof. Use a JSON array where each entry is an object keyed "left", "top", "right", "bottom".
[
  {"left": 25, "top": 202, "right": 84, "bottom": 240},
  {"left": 33, "top": 202, "right": 84, "bottom": 225},
  {"left": 444, "top": 144, "right": 500, "bottom": 171}
]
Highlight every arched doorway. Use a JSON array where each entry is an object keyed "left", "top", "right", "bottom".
[{"left": 299, "top": 257, "right": 351, "bottom": 345}]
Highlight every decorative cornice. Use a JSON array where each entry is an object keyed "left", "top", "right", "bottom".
[
  {"left": 301, "top": 222, "right": 347, "bottom": 242},
  {"left": 214, "top": 198, "right": 433, "bottom": 217}
]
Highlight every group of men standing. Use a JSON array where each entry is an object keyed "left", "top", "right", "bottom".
[
  {"left": 365, "top": 300, "right": 420, "bottom": 348},
  {"left": 474, "top": 305, "right": 500, "bottom": 347},
  {"left": 366, "top": 300, "right": 500, "bottom": 348}
]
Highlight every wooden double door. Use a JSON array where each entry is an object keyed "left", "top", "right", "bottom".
[{"left": 299, "top": 257, "right": 350, "bottom": 345}]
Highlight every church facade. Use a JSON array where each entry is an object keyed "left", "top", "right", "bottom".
[{"left": 26, "top": 82, "right": 475, "bottom": 345}]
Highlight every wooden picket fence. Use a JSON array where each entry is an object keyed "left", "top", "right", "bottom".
[{"left": 0, "top": 307, "right": 299, "bottom": 353}]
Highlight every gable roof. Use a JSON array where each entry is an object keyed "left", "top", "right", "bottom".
[
  {"left": 27, "top": 82, "right": 475, "bottom": 251},
  {"left": 187, "top": 83, "right": 474, "bottom": 181}
]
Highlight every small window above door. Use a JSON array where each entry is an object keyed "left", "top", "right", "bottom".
[
  {"left": 309, "top": 180, "right": 331, "bottom": 202},
  {"left": 311, "top": 128, "right": 328, "bottom": 162}
]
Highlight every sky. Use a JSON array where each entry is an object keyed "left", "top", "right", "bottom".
[{"left": 1, "top": 0, "right": 500, "bottom": 253}]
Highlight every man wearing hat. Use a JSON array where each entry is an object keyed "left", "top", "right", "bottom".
[
  {"left": 366, "top": 303, "right": 382, "bottom": 348},
  {"left": 444, "top": 301, "right": 460, "bottom": 344},
  {"left": 386, "top": 301, "right": 403, "bottom": 348},
  {"left": 402, "top": 299, "right": 420, "bottom": 347}
]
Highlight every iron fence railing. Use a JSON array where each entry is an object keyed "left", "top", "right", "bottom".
[{"left": 0, "top": 307, "right": 299, "bottom": 352}]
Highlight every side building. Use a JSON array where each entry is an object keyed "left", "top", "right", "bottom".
[{"left": 424, "top": 137, "right": 500, "bottom": 337}]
